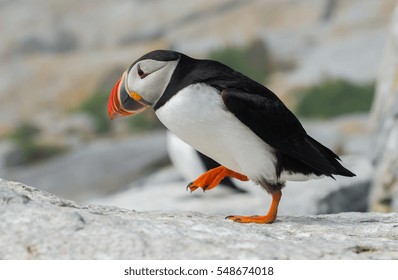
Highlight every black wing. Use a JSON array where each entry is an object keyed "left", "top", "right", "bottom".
[
  {"left": 158, "top": 56, "right": 354, "bottom": 178},
  {"left": 221, "top": 88, "right": 355, "bottom": 178}
]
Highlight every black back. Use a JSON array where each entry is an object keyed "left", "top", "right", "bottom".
[{"left": 147, "top": 50, "right": 355, "bottom": 179}]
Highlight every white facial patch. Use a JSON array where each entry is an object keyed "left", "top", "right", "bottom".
[{"left": 126, "top": 59, "right": 179, "bottom": 105}]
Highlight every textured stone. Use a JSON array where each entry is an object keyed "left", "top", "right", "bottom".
[
  {"left": 370, "top": 4, "right": 398, "bottom": 212},
  {"left": 3, "top": 132, "right": 167, "bottom": 202},
  {"left": 2, "top": 178, "right": 397, "bottom": 260},
  {"left": 89, "top": 155, "right": 373, "bottom": 216}
]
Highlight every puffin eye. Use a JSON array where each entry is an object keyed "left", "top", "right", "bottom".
[{"left": 137, "top": 65, "right": 148, "bottom": 79}]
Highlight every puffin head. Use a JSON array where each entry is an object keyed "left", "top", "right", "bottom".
[{"left": 108, "top": 50, "right": 180, "bottom": 119}]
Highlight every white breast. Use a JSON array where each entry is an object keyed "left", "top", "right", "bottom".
[{"left": 155, "top": 83, "right": 279, "bottom": 184}]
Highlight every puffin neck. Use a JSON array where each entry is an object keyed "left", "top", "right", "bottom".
[{"left": 153, "top": 55, "right": 197, "bottom": 111}]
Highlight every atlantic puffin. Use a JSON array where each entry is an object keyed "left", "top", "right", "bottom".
[{"left": 108, "top": 50, "right": 355, "bottom": 224}]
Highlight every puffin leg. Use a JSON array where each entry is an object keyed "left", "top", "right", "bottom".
[
  {"left": 187, "top": 166, "right": 248, "bottom": 192},
  {"left": 226, "top": 190, "right": 282, "bottom": 224}
]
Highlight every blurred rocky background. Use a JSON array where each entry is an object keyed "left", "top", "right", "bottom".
[{"left": 1, "top": 0, "right": 397, "bottom": 217}]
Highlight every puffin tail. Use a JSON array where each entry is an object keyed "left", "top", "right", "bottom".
[
  {"left": 307, "top": 135, "right": 356, "bottom": 178},
  {"left": 332, "top": 160, "right": 356, "bottom": 177}
]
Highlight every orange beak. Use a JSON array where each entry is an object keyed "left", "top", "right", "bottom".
[{"left": 108, "top": 71, "right": 148, "bottom": 120}]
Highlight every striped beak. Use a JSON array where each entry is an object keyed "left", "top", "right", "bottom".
[{"left": 108, "top": 71, "right": 149, "bottom": 120}]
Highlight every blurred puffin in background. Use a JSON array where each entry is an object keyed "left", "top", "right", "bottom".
[
  {"left": 166, "top": 132, "right": 247, "bottom": 193},
  {"left": 108, "top": 50, "right": 355, "bottom": 224}
]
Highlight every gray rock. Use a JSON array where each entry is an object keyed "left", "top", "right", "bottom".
[
  {"left": 302, "top": 114, "right": 371, "bottom": 156},
  {"left": 89, "top": 155, "right": 373, "bottom": 217},
  {"left": 370, "top": 4, "right": 398, "bottom": 212},
  {"left": 1, "top": 178, "right": 397, "bottom": 260},
  {"left": 32, "top": 112, "right": 97, "bottom": 147},
  {"left": 4, "top": 131, "right": 168, "bottom": 202},
  {"left": 0, "top": 140, "right": 15, "bottom": 178},
  {"left": 0, "top": 0, "right": 395, "bottom": 137}
]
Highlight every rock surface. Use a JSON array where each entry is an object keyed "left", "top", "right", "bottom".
[
  {"left": 370, "top": 4, "right": 398, "bottom": 212},
  {"left": 2, "top": 131, "right": 168, "bottom": 202},
  {"left": 2, "top": 178, "right": 397, "bottom": 260},
  {"left": 90, "top": 155, "right": 372, "bottom": 217}
]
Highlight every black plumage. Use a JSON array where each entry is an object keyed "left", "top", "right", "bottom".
[{"left": 151, "top": 51, "right": 355, "bottom": 180}]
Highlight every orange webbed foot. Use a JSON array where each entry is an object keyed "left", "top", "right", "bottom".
[
  {"left": 226, "top": 190, "right": 282, "bottom": 224},
  {"left": 187, "top": 166, "right": 248, "bottom": 192},
  {"left": 225, "top": 214, "right": 277, "bottom": 224}
]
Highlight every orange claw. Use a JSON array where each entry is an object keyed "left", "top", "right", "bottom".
[
  {"left": 226, "top": 190, "right": 282, "bottom": 224},
  {"left": 187, "top": 166, "right": 248, "bottom": 192}
]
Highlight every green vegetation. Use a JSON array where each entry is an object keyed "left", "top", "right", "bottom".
[
  {"left": 9, "top": 123, "right": 66, "bottom": 166},
  {"left": 294, "top": 79, "right": 375, "bottom": 119},
  {"left": 127, "top": 110, "right": 162, "bottom": 132},
  {"left": 207, "top": 40, "right": 272, "bottom": 83},
  {"left": 78, "top": 90, "right": 110, "bottom": 134}
]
